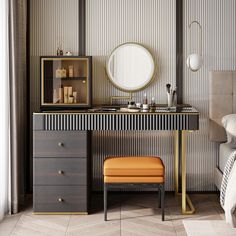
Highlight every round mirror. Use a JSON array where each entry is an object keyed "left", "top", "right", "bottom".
[{"left": 106, "top": 43, "right": 155, "bottom": 92}]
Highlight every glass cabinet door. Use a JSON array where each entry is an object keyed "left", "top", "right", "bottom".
[{"left": 41, "top": 57, "right": 91, "bottom": 108}]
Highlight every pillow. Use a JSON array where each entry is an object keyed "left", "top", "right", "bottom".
[{"left": 222, "top": 114, "right": 236, "bottom": 147}]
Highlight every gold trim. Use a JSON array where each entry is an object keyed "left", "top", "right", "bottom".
[
  {"left": 41, "top": 57, "right": 90, "bottom": 106},
  {"left": 105, "top": 42, "right": 157, "bottom": 93},
  {"left": 110, "top": 95, "right": 132, "bottom": 105},
  {"left": 174, "top": 131, "right": 179, "bottom": 195},
  {"left": 33, "top": 111, "right": 199, "bottom": 115},
  {"left": 174, "top": 130, "right": 196, "bottom": 214},
  {"left": 33, "top": 212, "right": 88, "bottom": 215}
]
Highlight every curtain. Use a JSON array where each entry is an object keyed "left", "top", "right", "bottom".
[
  {"left": 9, "top": 0, "right": 27, "bottom": 214},
  {"left": 0, "top": 0, "right": 27, "bottom": 220},
  {"left": 0, "top": 0, "right": 10, "bottom": 221}
]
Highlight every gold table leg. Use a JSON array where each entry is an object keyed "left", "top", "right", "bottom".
[{"left": 174, "top": 130, "right": 196, "bottom": 214}]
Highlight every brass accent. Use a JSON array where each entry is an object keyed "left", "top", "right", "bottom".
[
  {"left": 105, "top": 42, "right": 157, "bottom": 93},
  {"left": 110, "top": 95, "right": 132, "bottom": 105},
  {"left": 41, "top": 57, "right": 90, "bottom": 106},
  {"left": 58, "top": 198, "right": 63, "bottom": 202},
  {"left": 58, "top": 170, "right": 64, "bottom": 175},
  {"left": 174, "top": 130, "right": 196, "bottom": 214},
  {"left": 34, "top": 111, "right": 199, "bottom": 115},
  {"left": 33, "top": 212, "right": 88, "bottom": 215},
  {"left": 174, "top": 131, "right": 179, "bottom": 195}
]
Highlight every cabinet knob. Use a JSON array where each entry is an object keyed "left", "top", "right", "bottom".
[
  {"left": 58, "top": 198, "right": 64, "bottom": 202},
  {"left": 58, "top": 170, "right": 64, "bottom": 175},
  {"left": 58, "top": 142, "right": 64, "bottom": 147}
]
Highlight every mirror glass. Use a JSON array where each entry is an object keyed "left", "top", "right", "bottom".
[{"left": 106, "top": 43, "right": 155, "bottom": 92}]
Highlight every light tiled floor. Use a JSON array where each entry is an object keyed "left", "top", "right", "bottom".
[{"left": 0, "top": 193, "right": 225, "bottom": 236}]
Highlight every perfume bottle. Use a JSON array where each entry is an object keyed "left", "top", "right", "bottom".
[{"left": 143, "top": 93, "right": 148, "bottom": 104}]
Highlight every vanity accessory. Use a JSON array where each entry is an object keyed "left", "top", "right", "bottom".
[
  {"left": 53, "top": 89, "right": 58, "bottom": 103},
  {"left": 68, "top": 96, "right": 74, "bottom": 104},
  {"left": 68, "top": 86, "right": 73, "bottom": 97},
  {"left": 59, "top": 86, "right": 63, "bottom": 103},
  {"left": 167, "top": 88, "right": 177, "bottom": 108},
  {"left": 120, "top": 107, "right": 140, "bottom": 112},
  {"left": 143, "top": 93, "right": 148, "bottom": 104},
  {"left": 151, "top": 97, "right": 155, "bottom": 106},
  {"left": 142, "top": 104, "right": 149, "bottom": 110},
  {"left": 65, "top": 51, "right": 73, "bottom": 56},
  {"left": 127, "top": 100, "right": 136, "bottom": 109},
  {"left": 57, "top": 47, "right": 61, "bottom": 56},
  {"left": 166, "top": 84, "right": 171, "bottom": 94},
  {"left": 73, "top": 91, "right": 77, "bottom": 103},
  {"left": 61, "top": 68, "right": 67, "bottom": 78},
  {"left": 56, "top": 68, "right": 61, "bottom": 78},
  {"left": 64, "top": 86, "right": 68, "bottom": 103},
  {"left": 69, "top": 65, "right": 74, "bottom": 77}
]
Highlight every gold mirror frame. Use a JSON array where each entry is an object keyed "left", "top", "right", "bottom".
[{"left": 106, "top": 42, "right": 157, "bottom": 93}]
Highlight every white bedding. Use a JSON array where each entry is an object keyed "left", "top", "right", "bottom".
[
  {"left": 219, "top": 143, "right": 236, "bottom": 172},
  {"left": 224, "top": 159, "right": 236, "bottom": 227}
]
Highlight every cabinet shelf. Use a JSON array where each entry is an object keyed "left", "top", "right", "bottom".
[{"left": 41, "top": 56, "right": 92, "bottom": 110}]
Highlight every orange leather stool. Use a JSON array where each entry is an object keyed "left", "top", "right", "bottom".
[{"left": 103, "top": 156, "right": 165, "bottom": 221}]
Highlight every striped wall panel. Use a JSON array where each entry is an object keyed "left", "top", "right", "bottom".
[
  {"left": 30, "top": 0, "right": 236, "bottom": 191},
  {"left": 183, "top": 0, "right": 236, "bottom": 190},
  {"left": 86, "top": 0, "right": 176, "bottom": 190},
  {"left": 30, "top": 0, "right": 79, "bottom": 190}
]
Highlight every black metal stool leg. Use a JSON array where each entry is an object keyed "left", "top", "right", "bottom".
[
  {"left": 161, "top": 183, "right": 165, "bottom": 221},
  {"left": 104, "top": 183, "right": 107, "bottom": 221},
  {"left": 158, "top": 187, "right": 161, "bottom": 208}
]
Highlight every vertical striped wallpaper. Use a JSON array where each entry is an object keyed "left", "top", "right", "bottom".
[
  {"left": 86, "top": 0, "right": 176, "bottom": 190},
  {"left": 183, "top": 0, "right": 236, "bottom": 190},
  {"left": 30, "top": 0, "right": 236, "bottom": 191},
  {"left": 30, "top": 0, "right": 79, "bottom": 190}
]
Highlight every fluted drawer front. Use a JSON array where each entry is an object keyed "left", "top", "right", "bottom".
[
  {"left": 33, "top": 131, "right": 87, "bottom": 157},
  {"left": 33, "top": 186, "right": 87, "bottom": 213},
  {"left": 33, "top": 158, "right": 87, "bottom": 186}
]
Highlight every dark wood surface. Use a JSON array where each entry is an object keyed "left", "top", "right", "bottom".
[
  {"left": 33, "top": 131, "right": 87, "bottom": 157},
  {"left": 33, "top": 157, "right": 87, "bottom": 186},
  {"left": 33, "top": 186, "right": 87, "bottom": 212}
]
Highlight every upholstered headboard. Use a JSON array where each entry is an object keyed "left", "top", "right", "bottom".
[{"left": 209, "top": 71, "right": 236, "bottom": 142}]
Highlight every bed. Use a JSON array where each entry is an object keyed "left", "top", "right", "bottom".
[{"left": 209, "top": 70, "right": 236, "bottom": 190}]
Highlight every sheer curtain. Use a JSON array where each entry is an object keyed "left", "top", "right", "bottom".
[{"left": 0, "top": 0, "right": 10, "bottom": 221}]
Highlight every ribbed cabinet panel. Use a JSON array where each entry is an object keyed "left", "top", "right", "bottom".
[
  {"left": 86, "top": 0, "right": 176, "bottom": 191},
  {"left": 183, "top": 0, "right": 236, "bottom": 190}
]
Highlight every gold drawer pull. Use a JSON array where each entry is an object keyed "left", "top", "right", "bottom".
[
  {"left": 58, "top": 170, "right": 64, "bottom": 175},
  {"left": 58, "top": 198, "right": 64, "bottom": 202},
  {"left": 58, "top": 142, "right": 64, "bottom": 147}
]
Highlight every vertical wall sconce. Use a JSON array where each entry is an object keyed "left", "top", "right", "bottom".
[{"left": 186, "top": 20, "right": 203, "bottom": 72}]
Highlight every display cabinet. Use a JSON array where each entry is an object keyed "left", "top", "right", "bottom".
[{"left": 40, "top": 56, "right": 92, "bottom": 110}]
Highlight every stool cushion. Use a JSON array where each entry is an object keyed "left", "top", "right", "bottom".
[{"left": 104, "top": 156, "right": 164, "bottom": 177}]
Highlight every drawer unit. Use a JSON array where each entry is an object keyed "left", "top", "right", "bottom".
[
  {"left": 33, "top": 158, "right": 87, "bottom": 186},
  {"left": 33, "top": 128, "right": 90, "bottom": 214},
  {"left": 33, "top": 186, "right": 87, "bottom": 212},
  {"left": 33, "top": 131, "right": 87, "bottom": 157}
]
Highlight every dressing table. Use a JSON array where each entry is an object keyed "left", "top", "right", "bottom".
[{"left": 33, "top": 43, "right": 199, "bottom": 215}]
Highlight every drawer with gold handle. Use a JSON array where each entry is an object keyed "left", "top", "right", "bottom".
[{"left": 33, "top": 157, "right": 87, "bottom": 186}]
